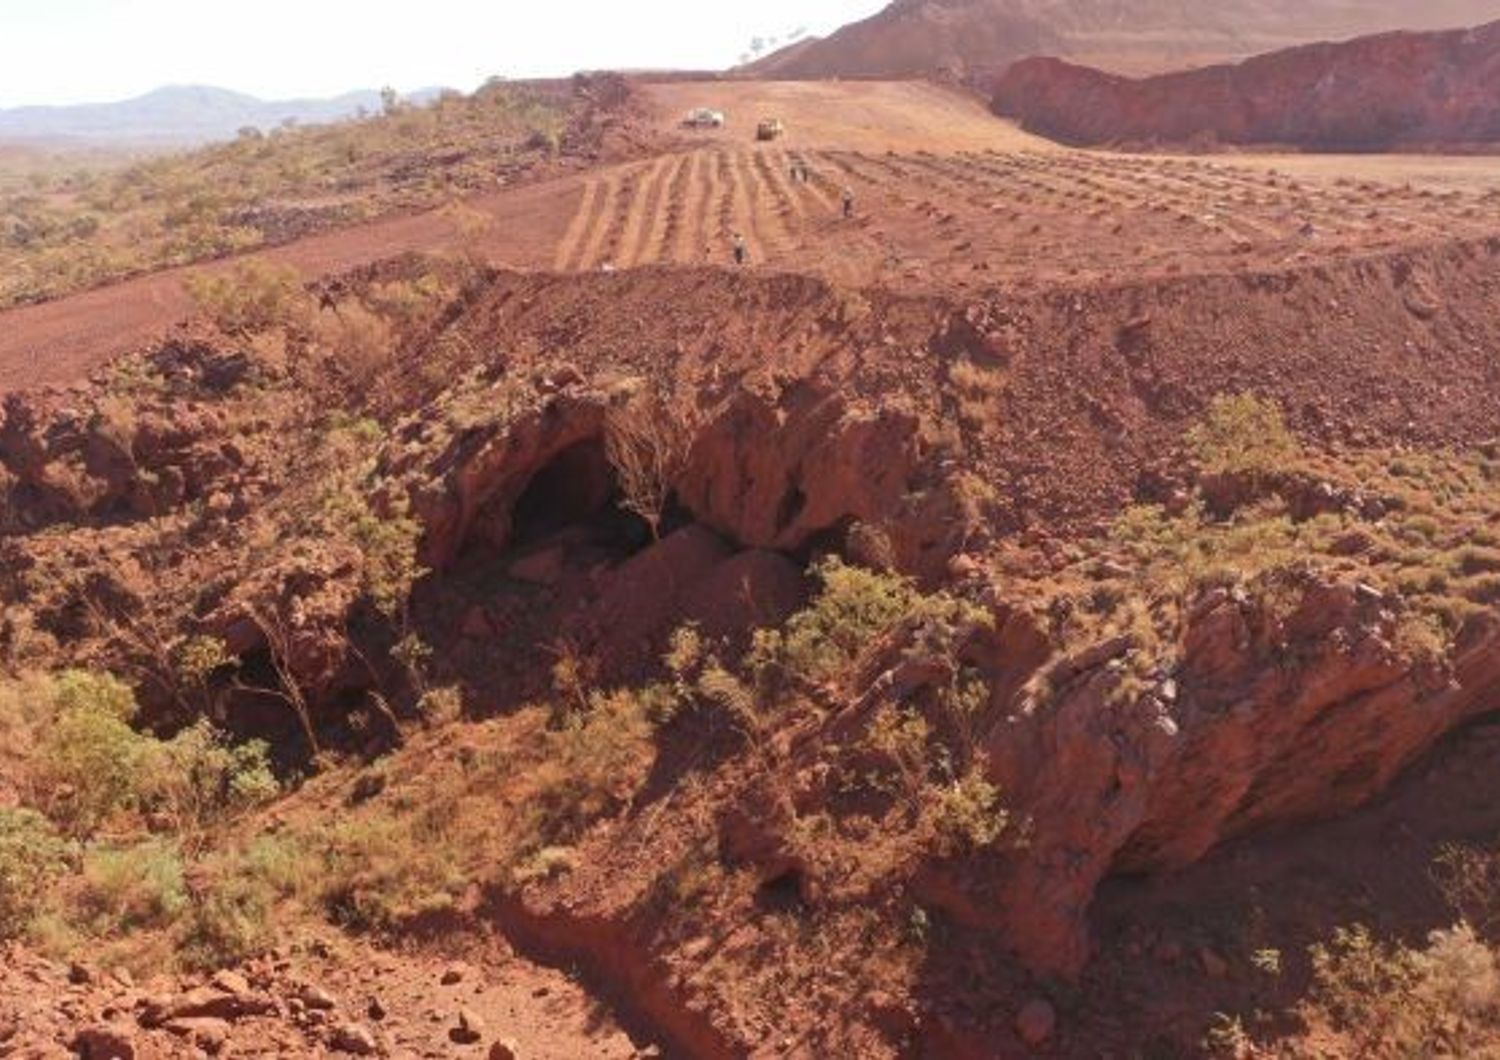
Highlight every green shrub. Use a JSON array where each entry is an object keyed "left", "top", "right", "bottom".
[
  {"left": 1305, "top": 923, "right": 1500, "bottom": 1054},
  {"left": 529, "top": 689, "right": 656, "bottom": 848},
  {"left": 51, "top": 670, "right": 136, "bottom": 719},
  {"left": 930, "top": 771, "right": 1008, "bottom": 855},
  {"left": 185, "top": 260, "right": 309, "bottom": 335},
  {"left": 177, "top": 834, "right": 310, "bottom": 969},
  {"left": 179, "top": 880, "right": 273, "bottom": 970},
  {"left": 143, "top": 720, "right": 279, "bottom": 834},
  {"left": 173, "top": 635, "right": 234, "bottom": 689},
  {"left": 35, "top": 672, "right": 277, "bottom": 838},
  {"left": 319, "top": 808, "right": 468, "bottom": 932},
  {"left": 747, "top": 558, "right": 922, "bottom": 686},
  {"left": 1187, "top": 392, "right": 1299, "bottom": 478},
  {"left": 37, "top": 675, "right": 148, "bottom": 837},
  {"left": 0, "top": 808, "right": 71, "bottom": 940},
  {"left": 656, "top": 625, "right": 757, "bottom": 732},
  {"left": 746, "top": 557, "right": 991, "bottom": 707},
  {"left": 74, "top": 841, "right": 187, "bottom": 935},
  {"left": 323, "top": 488, "right": 427, "bottom": 620},
  {"left": 416, "top": 685, "right": 464, "bottom": 725}
]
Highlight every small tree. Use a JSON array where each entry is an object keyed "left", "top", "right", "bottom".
[
  {"left": 604, "top": 391, "right": 698, "bottom": 541},
  {"left": 241, "top": 603, "right": 321, "bottom": 760},
  {"left": 35, "top": 672, "right": 148, "bottom": 837}
]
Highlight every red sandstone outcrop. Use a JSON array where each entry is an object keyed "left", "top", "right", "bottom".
[
  {"left": 993, "top": 20, "right": 1500, "bottom": 148},
  {"left": 961, "top": 575, "right": 1500, "bottom": 972},
  {"left": 746, "top": 0, "right": 1500, "bottom": 81}
]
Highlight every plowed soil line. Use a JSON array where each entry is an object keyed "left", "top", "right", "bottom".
[{"left": 553, "top": 178, "right": 600, "bottom": 271}]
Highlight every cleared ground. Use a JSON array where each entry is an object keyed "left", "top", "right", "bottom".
[
  {"left": 641, "top": 79, "right": 1054, "bottom": 152},
  {"left": 1197, "top": 150, "right": 1500, "bottom": 194},
  {"left": 546, "top": 145, "right": 1500, "bottom": 290},
  {"left": 6, "top": 79, "right": 1500, "bottom": 390}
]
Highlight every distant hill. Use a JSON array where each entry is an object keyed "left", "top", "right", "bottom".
[
  {"left": 745, "top": 0, "right": 1500, "bottom": 80},
  {"left": 992, "top": 20, "right": 1500, "bottom": 150},
  {"left": 0, "top": 85, "right": 447, "bottom": 146}
]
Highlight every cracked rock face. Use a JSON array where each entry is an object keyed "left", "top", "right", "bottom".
[
  {"left": 969, "top": 576, "right": 1500, "bottom": 973},
  {"left": 993, "top": 21, "right": 1500, "bottom": 150}
]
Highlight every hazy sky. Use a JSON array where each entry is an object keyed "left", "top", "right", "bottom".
[{"left": 0, "top": 0, "right": 887, "bottom": 108}]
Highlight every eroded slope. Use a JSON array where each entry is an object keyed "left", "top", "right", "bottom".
[{"left": 5, "top": 237, "right": 1500, "bottom": 1053}]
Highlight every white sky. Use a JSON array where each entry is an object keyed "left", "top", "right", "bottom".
[{"left": 0, "top": 0, "right": 887, "bottom": 108}]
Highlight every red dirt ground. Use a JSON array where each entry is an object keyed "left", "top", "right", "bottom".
[
  {"left": 8, "top": 80, "right": 1500, "bottom": 394},
  {"left": 9, "top": 76, "right": 1500, "bottom": 1059},
  {"left": 0, "top": 930, "right": 647, "bottom": 1058}
]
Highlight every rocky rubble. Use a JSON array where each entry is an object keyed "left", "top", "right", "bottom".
[
  {"left": 6, "top": 246, "right": 1500, "bottom": 1057},
  {"left": 0, "top": 339, "right": 271, "bottom": 534},
  {"left": 0, "top": 941, "right": 623, "bottom": 1059}
]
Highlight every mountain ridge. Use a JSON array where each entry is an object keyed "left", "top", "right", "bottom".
[
  {"left": 0, "top": 83, "right": 448, "bottom": 146},
  {"left": 991, "top": 19, "right": 1500, "bottom": 149},
  {"left": 744, "top": 0, "right": 1500, "bottom": 80}
]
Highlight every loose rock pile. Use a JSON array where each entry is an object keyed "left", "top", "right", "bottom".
[{"left": 0, "top": 942, "right": 589, "bottom": 1059}]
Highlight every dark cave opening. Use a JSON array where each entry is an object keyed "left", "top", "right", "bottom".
[{"left": 509, "top": 437, "right": 624, "bottom": 548}]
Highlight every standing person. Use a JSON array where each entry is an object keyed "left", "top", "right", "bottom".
[
  {"left": 732, "top": 232, "right": 747, "bottom": 266},
  {"left": 841, "top": 186, "right": 855, "bottom": 219}
]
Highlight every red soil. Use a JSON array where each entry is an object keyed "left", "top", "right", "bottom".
[
  {"left": 8, "top": 75, "right": 1500, "bottom": 1059},
  {"left": 8, "top": 80, "right": 1500, "bottom": 396}
]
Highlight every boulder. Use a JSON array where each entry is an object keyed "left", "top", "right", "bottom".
[
  {"left": 1015, "top": 999, "right": 1056, "bottom": 1047},
  {"left": 332, "top": 1022, "right": 380, "bottom": 1055},
  {"left": 140, "top": 986, "right": 276, "bottom": 1026},
  {"left": 450, "top": 1007, "right": 486, "bottom": 1045},
  {"left": 209, "top": 970, "right": 251, "bottom": 996},
  {"left": 70, "top": 1024, "right": 136, "bottom": 1060},
  {"left": 162, "top": 1017, "right": 231, "bottom": 1054},
  {"left": 299, "top": 983, "right": 338, "bottom": 1011}
]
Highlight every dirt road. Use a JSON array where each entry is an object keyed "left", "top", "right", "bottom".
[{"left": 0, "top": 177, "right": 576, "bottom": 391}]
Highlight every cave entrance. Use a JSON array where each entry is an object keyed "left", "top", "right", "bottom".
[
  {"left": 488, "top": 435, "right": 668, "bottom": 561},
  {"left": 510, "top": 437, "right": 619, "bottom": 546}
]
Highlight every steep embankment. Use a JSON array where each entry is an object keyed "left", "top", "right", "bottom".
[
  {"left": 9, "top": 237, "right": 1500, "bottom": 1053},
  {"left": 994, "top": 20, "right": 1500, "bottom": 148},
  {"left": 746, "top": 0, "right": 1500, "bottom": 80}
]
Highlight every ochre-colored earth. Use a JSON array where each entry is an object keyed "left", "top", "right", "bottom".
[
  {"left": 8, "top": 75, "right": 1500, "bottom": 1059},
  {"left": 8, "top": 79, "right": 1500, "bottom": 392}
]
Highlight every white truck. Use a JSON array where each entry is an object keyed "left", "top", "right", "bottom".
[{"left": 683, "top": 107, "right": 726, "bottom": 129}]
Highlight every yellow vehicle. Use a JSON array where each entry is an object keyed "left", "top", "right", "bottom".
[{"left": 755, "top": 117, "right": 785, "bottom": 142}]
